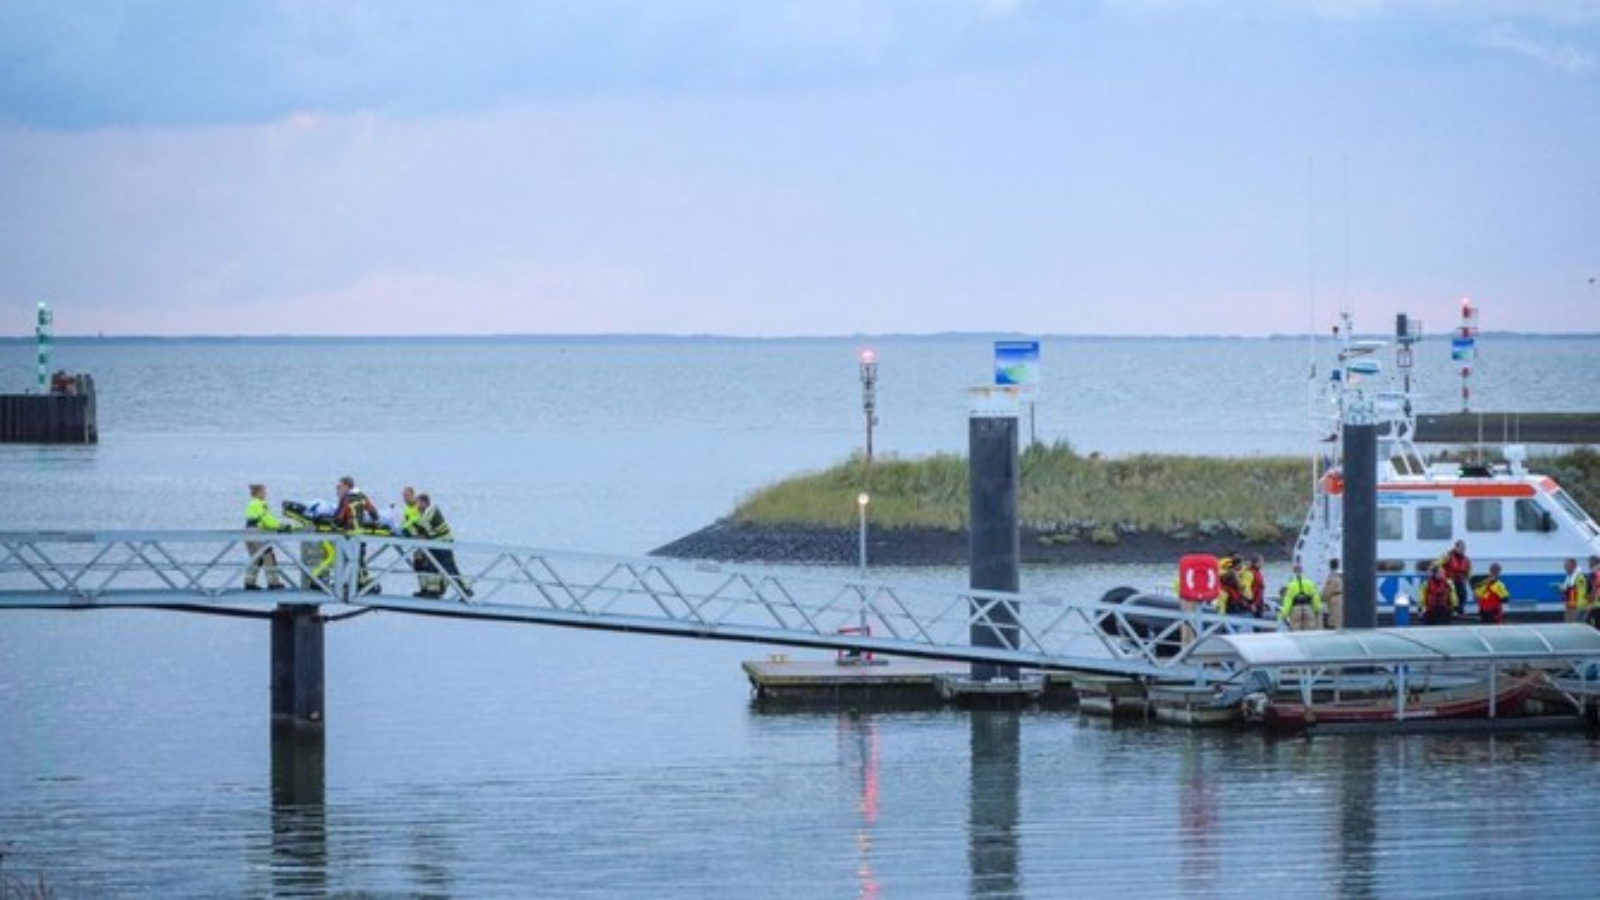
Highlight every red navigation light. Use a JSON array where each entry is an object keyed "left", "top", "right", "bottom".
[{"left": 859, "top": 348, "right": 876, "bottom": 364}]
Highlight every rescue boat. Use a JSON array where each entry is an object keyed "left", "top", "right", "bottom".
[{"left": 1291, "top": 313, "right": 1600, "bottom": 619}]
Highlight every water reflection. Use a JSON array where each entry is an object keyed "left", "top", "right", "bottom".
[
  {"left": 837, "top": 714, "right": 880, "bottom": 900},
  {"left": 1178, "top": 737, "right": 1221, "bottom": 895},
  {"left": 968, "top": 710, "right": 1020, "bottom": 899},
  {"left": 269, "top": 726, "right": 327, "bottom": 897},
  {"left": 1334, "top": 738, "right": 1379, "bottom": 900}
]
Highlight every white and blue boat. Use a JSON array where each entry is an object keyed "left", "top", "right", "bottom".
[{"left": 1293, "top": 313, "right": 1600, "bottom": 619}]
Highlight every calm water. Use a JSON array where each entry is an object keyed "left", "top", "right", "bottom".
[{"left": 2, "top": 334, "right": 1598, "bottom": 897}]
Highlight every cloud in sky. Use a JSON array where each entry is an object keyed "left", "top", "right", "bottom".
[
  {"left": 0, "top": 0, "right": 1052, "bottom": 129},
  {"left": 1, "top": 1, "right": 1597, "bottom": 337},
  {"left": 1478, "top": 23, "right": 1597, "bottom": 71}
]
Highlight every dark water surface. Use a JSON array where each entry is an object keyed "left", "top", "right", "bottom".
[{"left": 3, "top": 336, "right": 1598, "bottom": 897}]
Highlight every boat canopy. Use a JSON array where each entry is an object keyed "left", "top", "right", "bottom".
[{"left": 1190, "top": 624, "right": 1600, "bottom": 668}]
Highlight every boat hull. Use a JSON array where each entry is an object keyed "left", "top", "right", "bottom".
[{"left": 1263, "top": 673, "right": 1541, "bottom": 733}]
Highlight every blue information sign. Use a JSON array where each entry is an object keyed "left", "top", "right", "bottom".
[{"left": 994, "top": 340, "right": 1040, "bottom": 394}]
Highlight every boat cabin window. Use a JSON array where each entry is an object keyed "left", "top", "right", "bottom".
[
  {"left": 1378, "top": 508, "right": 1403, "bottom": 541},
  {"left": 1515, "top": 498, "right": 1551, "bottom": 533},
  {"left": 1376, "top": 559, "right": 1406, "bottom": 573},
  {"left": 1416, "top": 506, "right": 1452, "bottom": 541},
  {"left": 1552, "top": 488, "right": 1598, "bottom": 537},
  {"left": 1465, "top": 498, "right": 1502, "bottom": 533}
]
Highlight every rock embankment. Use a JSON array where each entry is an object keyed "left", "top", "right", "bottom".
[{"left": 651, "top": 520, "right": 1290, "bottom": 567}]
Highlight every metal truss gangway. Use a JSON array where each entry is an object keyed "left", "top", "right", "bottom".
[{"left": 0, "top": 530, "right": 1278, "bottom": 685}]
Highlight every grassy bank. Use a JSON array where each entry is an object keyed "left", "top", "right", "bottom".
[{"left": 731, "top": 443, "right": 1600, "bottom": 546}]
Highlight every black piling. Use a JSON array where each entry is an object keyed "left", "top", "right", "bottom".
[
  {"left": 968, "top": 410, "right": 1020, "bottom": 681},
  {"left": 271, "top": 604, "right": 325, "bottom": 728},
  {"left": 1342, "top": 421, "right": 1378, "bottom": 629}
]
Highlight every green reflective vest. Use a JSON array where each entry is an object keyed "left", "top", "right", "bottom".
[{"left": 244, "top": 496, "right": 280, "bottom": 531}]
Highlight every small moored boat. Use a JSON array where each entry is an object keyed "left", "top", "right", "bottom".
[{"left": 1255, "top": 670, "right": 1542, "bottom": 734}]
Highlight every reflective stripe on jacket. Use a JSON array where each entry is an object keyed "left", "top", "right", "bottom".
[{"left": 414, "top": 505, "right": 453, "bottom": 542}]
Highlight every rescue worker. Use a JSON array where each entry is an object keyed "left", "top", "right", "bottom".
[
  {"left": 1245, "top": 556, "right": 1266, "bottom": 618},
  {"left": 243, "top": 483, "right": 287, "bottom": 590},
  {"left": 409, "top": 492, "right": 469, "bottom": 598},
  {"left": 1277, "top": 562, "right": 1323, "bottom": 631},
  {"left": 1474, "top": 562, "right": 1509, "bottom": 625},
  {"left": 1422, "top": 563, "right": 1456, "bottom": 626},
  {"left": 333, "top": 476, "right": 379, "bottom": 531},
  {"left": 333, "top": 475, "right": 381, "bottom": 594},
  {"left": 1591, "top": 557, "right": 1600, "bottom": 629},
  {"left": 1217, "top": 556, "right": 1247, "bottom": 615},
  {"left": 1439, "top": 540, "right": 1472, "bottom": 617},
  {"left": 1321, "top": 559, "right": 1344, "bottom": 629},
  {"left": 400, "top": 486, "right": 421, "bottom": 533},
  {"left": 1561, "top": 558, "right": 1589, "bottom": 624}
]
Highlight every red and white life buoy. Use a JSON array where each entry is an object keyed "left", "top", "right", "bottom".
[{"left": 1177, "top": 554, "right": 1220, "bottom": 602}]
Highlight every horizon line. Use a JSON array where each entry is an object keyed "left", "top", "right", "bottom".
[{"left": 4, "top": 329, "right": 1597, "bottom": 343}]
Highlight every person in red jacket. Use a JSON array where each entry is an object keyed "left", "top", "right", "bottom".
[
  {"left": 1440, "top": 540, "right": 1472, "bottom": 616},
  {"left": 1422, "top": 563, "right": 1456, "bottom": 626},
  {"left": 1246, "top": 555, "right": 1266, "bottom": 617},
  {"left": 1474, "top": 563, "right": 1510, "bottom": 625}
]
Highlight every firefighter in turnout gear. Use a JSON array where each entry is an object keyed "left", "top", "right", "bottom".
[
  {"left": 409, "top": 492, "right": 469, "bottom": 598},
  {"left": 333, "top": 475, "right": 383, "bottom": 595}
]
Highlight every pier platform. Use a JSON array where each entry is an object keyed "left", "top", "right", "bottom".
[
  {"left": 743, "top": 657, "right": 1243, "bottom": 724},
  {"left": 0, "top": 373, "right": 97, "bottom": 444},
  {"left": 743, "top": 656, "right": 1075, "bottom": 709}
]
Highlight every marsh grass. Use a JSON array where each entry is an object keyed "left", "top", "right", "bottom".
[
  {"left": 732, "top": 442, "right": 1310, "bottom": 537},
  {"left": 731, "top": 443, "right": 1600, "bottom": 539}
]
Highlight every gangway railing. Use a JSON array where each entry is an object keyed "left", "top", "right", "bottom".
[{"left": 0, "top": 530, "right": 1279, "bottom": 683}]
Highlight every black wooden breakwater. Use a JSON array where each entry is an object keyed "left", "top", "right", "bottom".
[
  {"left": 1415, "top": 412, "right": 1600, "bottom": 445},
  {"left": 0, "top": 373, "right": 98, "bottom": 443}
]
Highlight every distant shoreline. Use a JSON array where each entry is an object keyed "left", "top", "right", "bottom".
[
  {"left": 650, "top": 521, "right": 1290, "bottom": 568},
  {"left": 4, "top": 331, "right": 1595, "bottom": 345}
]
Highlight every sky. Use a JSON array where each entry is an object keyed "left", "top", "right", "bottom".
[{"left": 0, "top": 0, "right": 1596, "bottom": 337}]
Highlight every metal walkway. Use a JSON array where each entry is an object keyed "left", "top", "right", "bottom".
[{"left": 0, "top": 530, "right": 1278, "bottom": 683}]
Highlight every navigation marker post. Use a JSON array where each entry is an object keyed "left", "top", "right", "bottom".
[
  {"left": 1452, "top": 298, "right": 1477, "bottom": 413},
  {"left": 36, "top": 302, "right": 51, "bottom": 392},
  {"left": 859, "top": 348, "right": 879, "bottom": 465}
]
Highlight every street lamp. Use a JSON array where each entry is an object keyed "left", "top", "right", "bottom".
[
  {"left": 856, "top": 491, "right": 871, "bottom": 650},
  {"left": 859, "top": 349, "right": 878, "bottom": 464},
  {"left": 856, "top": 491, "right": 870, "bottom": 580}
]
